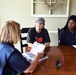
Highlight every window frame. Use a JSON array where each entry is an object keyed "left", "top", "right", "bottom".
[{"left": 31, "top": 0, "right": 70, "bottom": 17}]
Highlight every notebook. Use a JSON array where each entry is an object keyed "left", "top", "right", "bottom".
[{"left": 22, "top": 42, "right": 48, "bottom": 62}]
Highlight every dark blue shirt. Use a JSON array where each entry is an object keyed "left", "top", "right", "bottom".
[
  {"left": 0, "top": 43, "right": 30, "bottom": 75},
  {"left": 59, "top": 28, "right": 76, "bottom": 45}
]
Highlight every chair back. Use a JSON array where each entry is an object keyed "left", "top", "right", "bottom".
[
  {"left": 58, "top": 28, "right": 63, "bottom": 46},
  {"left": 20, "top": 28, "right": 30, "bottom": 53}
]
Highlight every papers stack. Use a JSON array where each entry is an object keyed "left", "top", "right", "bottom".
[{"left": 23, "top": 42, "right": 48, "bottom": 62}]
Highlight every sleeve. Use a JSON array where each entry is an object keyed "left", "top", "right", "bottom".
[
  {"left": 43, "top": 29, "right": 51, "bottom": 43},
  {"left": 9, "top": 51, "right": 30, "bottom": 73},
  {"left": 58, "top": 29, "right": 65, "bottom": 46},
  {"left": 26, "top": 28, "right": 35, "bottom": 43}
]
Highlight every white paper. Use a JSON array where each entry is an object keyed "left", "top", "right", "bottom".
[
  {"left": 22, "top": 42, "right": 48, "bottom": 63},
  {"left": 30, "top": 42, "right": 45, "bottom": 55},
  {"left": 72, "top": 45, "right": 76, "bottom": 48}
]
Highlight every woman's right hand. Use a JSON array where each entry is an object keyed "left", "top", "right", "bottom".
[
  {"left": 24, "top": 52, "right": 44, "bottom": 73},
  {"left": 36, "top": 52, "right": 44, "bottom": 59}
]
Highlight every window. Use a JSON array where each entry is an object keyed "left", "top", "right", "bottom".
[{"left": 31, "top": 0, "right": 70, "bottom": 17}]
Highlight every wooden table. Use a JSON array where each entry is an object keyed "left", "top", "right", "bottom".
[{"left": 25, "top": 46, "right": 76, "bottom": 75}]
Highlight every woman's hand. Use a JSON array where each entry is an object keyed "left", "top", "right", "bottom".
[
  {"left": 24, "top": 52, "right": 44, "bottom": 73},
  {"left": 36, "top": 52, "right": 44, "bottom": 59}
]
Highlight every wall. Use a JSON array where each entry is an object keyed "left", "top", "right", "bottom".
[{"left": 0, "top": 0, "right": 76, "bottom": 51}]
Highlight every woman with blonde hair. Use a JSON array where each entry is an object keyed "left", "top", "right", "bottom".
[{"left": 0, "top": 20, "right": 44, "bottom": 75}]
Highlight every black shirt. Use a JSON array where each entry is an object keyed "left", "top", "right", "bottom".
[{"left": 26, "top": 27, "right": 51, "bottom": 44}]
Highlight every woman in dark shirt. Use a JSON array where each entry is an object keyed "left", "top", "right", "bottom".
[
  {"left": 59, "top": 15, "right": 76, "bottom": 46},
  {"left": 0, "top": 20, "right": 44, "bottom": 75}
]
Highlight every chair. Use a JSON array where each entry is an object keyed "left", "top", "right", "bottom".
[
  {"left": 20, "top": 28, "right": 30, "bottom": 53},
  {"left": 58, "top": 28, "right": 63, "bottom": 46},
  {"left": 58, "top": 28, "right": 61, "bottom": 35}
]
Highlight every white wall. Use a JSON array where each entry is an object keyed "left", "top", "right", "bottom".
[{"left": 0, "top": 0, "right": 76, "bottom": 51}]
